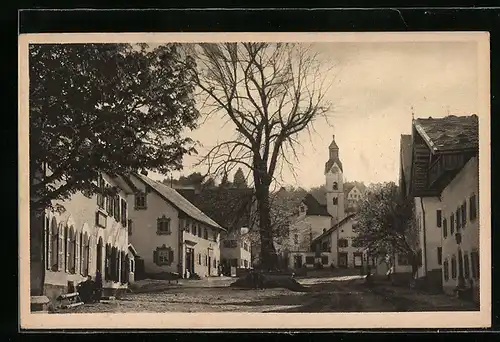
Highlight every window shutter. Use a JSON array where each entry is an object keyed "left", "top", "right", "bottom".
[
  {"left": 75, "top": 234, "right": 80, "bottom": 275},
  {"left": 88, "top": 239, "right": 92, "bottom": 273},
  {"left": 169, "top": 249, "right": 174, "bottom": 264},
  {"left": 153, "top": 249, "right": 158, "bottom": 265}
]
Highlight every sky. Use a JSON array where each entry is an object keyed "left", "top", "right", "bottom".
[{"left": 148, "top": 41, "right": 478, "bottom": 190}]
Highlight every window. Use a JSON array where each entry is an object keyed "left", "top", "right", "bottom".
[
  {"left": 436, "top": 210, "right": 442, "bottom": 228},
  {"left": 332, "top": 197, "right": 338, "bottom": 205},
  {"left": 321, "top": 255, "right": 329, "bottom": 265},
  {"left": 398, "top": 253, "right": 410, "bottom": 266},
  {"left": 353, "top": 252, "right": 363, "bottom": 267},
  {"left": 205, "top": 255, "right": 208, "bottom": 266},
  {"left": 213, "top": 232, "right": 218, "bottom": 242},
  {"left": 113, "top": 196, "right": 120, "bottom": 222},
  {"left": 198, "top": 253, "right": 202, "bottom": 265},
  {"left": 461, "top": 203, "right": 467, "bottom": 228},
  {"left": 153, "top": 245, "right": 174, "bottom": 266},
  {"left": 469, "top": 194, "right": 478, "bottom": 221},
  {"left": 80, "top": 232, "right": 89, "bottom": 276},
  {"left": 338, "top": 238, "right": 348, "bottom": 248},
  {"left": 157, "top": 215, "right": 171, "bottom": 235},
  {"left": 456, "top": 208, "right": 461, "bottom": 231},
  {"left": 192, "top": 223, "right": 197, "bottom": 236},
  {"left": 464, "top": 253, "right": 470, "bottom": 279},
  {"left": 294, "top": 234, "right": 299, "bottom": 245},
  {"left": 321, "top": 241, "right": 329, "bottom": 252},
  {"left": 97, "top": 175, "right": 105, "bottom": 208},
  {"left": 68, "top": 227, "right": 76, "bottom": 274},
  {"left": 121, "top": 199, "right": 127, "bottom": 227},
  {"left": 214, "top": 258, "right": 217, "bottom": 268},
  {"left": 451, "top": 255, "right": 457, "bottom": 279},
  {"left": 50, "top": 219, "right": 58, "bottom": 271},
  {"left": 198, "top": 225, "right": 202, "bottom": 237},
  {"left": 185, "top": 220, "right": 191, "bottom": 232},
  {"left": 244, "top": 259, "right": 248, "bottom": 268},
  {"left": 333, "top": 182, "right": 338, "bottom": 190},
  {"left": 443, "top": 218, "right": 448, "bottom": 238},
  {"left": 305, "top": 256, "right": 315, "bottom": 264},
  {"left": 95, "top": 211, "right": 107, "bottom": 228},
  {"left": 203, "top": 228, "right": 208, "bottom": 240},
  {"left": 243, "top": 242, "right": 249, "bottom": 251},
  {"left": 443, "top": 259, "right": 449, "bottom": 281},
  {"left": 106, "top": 192, "right": 114, "bottom": 216},
  {"left": 450, "top": 215, "right": 455, "bottom": 234},
  {"left": 471, "top": 251, "right": 479, "bottom": 280},
  {"left": 135, "top": 192, "right": 147, "bottom": 209},
  {"left": 437, "top": 247, "right": 442, "bottom": 265},
  {"left": 223, "top": 240, "right": 238, "bottom": 248},
  {"left": 128, "top": 219, "right": 133, "bottom": 236}
]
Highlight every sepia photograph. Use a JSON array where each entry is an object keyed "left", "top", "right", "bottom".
[{"left": 19, "top": 32, "right": 490, "bottom": 329}]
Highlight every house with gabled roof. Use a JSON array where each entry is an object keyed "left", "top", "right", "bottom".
[
  {"left": 125, "top": 172, "right": 226, "bottom": 279},
  {"left": 408, "top": 114, "right": 479, "bottom": 300},
  {"left": 176, "top": 187, "right": 255, "bottom": 274}
]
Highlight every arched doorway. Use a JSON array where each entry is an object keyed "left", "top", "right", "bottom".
[{"left": 96, "top": 237, "right": 103, "bottom": 275}]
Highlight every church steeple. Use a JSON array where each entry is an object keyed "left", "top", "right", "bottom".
[
  {"left": 325, "top": 134, "right": 345, "bottom": 224},
  {"left": 329, "top": 135, "right": 339, "bottom": 160}
]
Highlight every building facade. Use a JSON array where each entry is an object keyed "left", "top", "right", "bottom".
[
  {"left": 407, "top": 115, "right": 479, "bottom": 300},
  {"left": 126, "top": 173, "right": 225, "bottom": 279},
  {"left": 40, "top": 172, "right": 134, "bottom": 305},
  {"left": 220, "top": 227, "right": 252, "bottom": 274}
]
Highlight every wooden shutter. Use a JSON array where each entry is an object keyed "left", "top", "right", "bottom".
[
  {"left": 153, "top": 249, "right": 158, "bottom": 265},
  {"left": 168, "top": 249, "right": 174, "bottom": 265},
  {"left": 75, "top": 234, "right": 80, "bottom": 275}
]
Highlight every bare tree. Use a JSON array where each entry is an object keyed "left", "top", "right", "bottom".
[{"left": 191, "top": 43, "right": 333, "bottom": 270}]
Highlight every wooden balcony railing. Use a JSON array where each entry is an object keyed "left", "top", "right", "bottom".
[{"left": 428, "top": 154, "right": 465, "bottom": 187}]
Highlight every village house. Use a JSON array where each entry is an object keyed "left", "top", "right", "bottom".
[
  {"left": 176, "top": 187, "right": 255, "bottom": 275},
  {"left": 35, "top": 171, "right": 136, "bottom": 308},
  {"left": 407, "top": 115, "right": 479, "bottom": 301},
  {"left": 344, "top": 182, "right": 366, "bottom": 213},
  {"left": 125, "top": 172, "right": 225, "bottom": 279}
]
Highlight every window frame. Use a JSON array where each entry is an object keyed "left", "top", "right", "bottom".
[
  {"left": 134, "top": 191, "right": 147, "bottom": 210},
  {"left": 436, "top": 210, "right": 442, "bottom": 228},
  {"left": 338, "top": 238, "right": 348, "bottom": 248},
  {"left": 156, "top": 215, "right": 172, "bottom": 235}
]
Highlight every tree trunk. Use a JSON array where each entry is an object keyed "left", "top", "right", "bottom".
[
  {"left": 30, "top": 208, "right": 46, "bottom": 296},
  {"left": 255, "top": 183, "right": 277, "bottom": 271}
]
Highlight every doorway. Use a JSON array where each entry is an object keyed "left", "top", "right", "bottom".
[
  {"left": 96, "top": 237, "right": 103, "bottom": 273},
  {"left": 338, "top": 252, "right": 348, "bottom": 268},
  {"left": 294, "top": 255, "right": 303, "bottom": 269},
  {"left": 185, "top": 247, "right": 195, "bottom": 275},
  {"left": 208, "top": 256, "right": 212, "bottom": 276}
]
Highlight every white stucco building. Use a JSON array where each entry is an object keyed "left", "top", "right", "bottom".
[
  {"left": 406, "top": 115, "right": 479, "bottom": 300},
  {"left": 37, "top": 171, "right": 134, "bottom": 306},
  {"left": 126, "top": 172, "right": 225, "bottom": 279}
]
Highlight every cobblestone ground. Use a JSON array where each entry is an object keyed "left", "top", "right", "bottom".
[{"left": 55, "top": 275, "right": 479, "bottom": 314}]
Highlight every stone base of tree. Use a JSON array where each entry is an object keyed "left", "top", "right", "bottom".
[{"left": 230, "top": 273, "right": 309, "bottom": 292}]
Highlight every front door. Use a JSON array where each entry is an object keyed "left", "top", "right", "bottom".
[
  {"left": 294, "top": 255, "right": 303, "bottom": 269},
  {"left": 185, "top": 248, "right": 195, "bottom": 274},
  {"left": 338, "top": 252, "right": 348, "bottom": 268},
  {"left": 208, "top": 256, "right": 212, "bottom": 276}
]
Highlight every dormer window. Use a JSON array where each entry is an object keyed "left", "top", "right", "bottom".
[{"left": 135, "top": 191, "right": 147, "bottom": 209}]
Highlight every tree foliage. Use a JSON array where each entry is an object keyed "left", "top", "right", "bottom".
[
  {"left": 233, "top": 167, "right": 248, "bottom": 188},
  {"left": 30, "top": 43, "right": 199, "bottom": 212},
  {"left": 192, "top": 43, "right": 333, "bottom": 269},
  {"left": 352, "top": 182, "right": 419, "bottom": 272}
]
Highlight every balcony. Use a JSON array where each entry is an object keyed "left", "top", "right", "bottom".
[{"left": 428, "top": 154, "right": 465, "bottom": 188}]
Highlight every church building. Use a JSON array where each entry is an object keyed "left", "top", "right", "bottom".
[{"left": 284, "top": 135, "right": 368, "bottom": 269}]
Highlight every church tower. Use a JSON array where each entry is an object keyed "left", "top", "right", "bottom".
[{"left": 324, "top": 135, "right": 345, "bottom": 225}]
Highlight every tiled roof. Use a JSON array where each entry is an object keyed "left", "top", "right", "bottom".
[
  {"left": 176, "top": 188, "right": 253, "bottom": 231},
  {"left": 302, "top": 193, "right": 330, "bottom": 216},
  {"left": 310, "top": 191, "right": 327, "bottom": 206},
  {"left": 414, "top": 114, "right": 479, "bottom": 153},
  {"left": 312, "top": 213, "right": 356, "bottom": 243},
  {"left": 131, "top": 173, "right": 225, "bottom": 231}
]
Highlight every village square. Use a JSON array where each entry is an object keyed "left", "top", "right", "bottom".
[{"left": 27, "top": 41, "right": 481, "bottom": 314}]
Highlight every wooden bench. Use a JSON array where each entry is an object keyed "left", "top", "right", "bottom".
[{"left": 58, "top": 292, "right": 84, "bottom": 309}]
